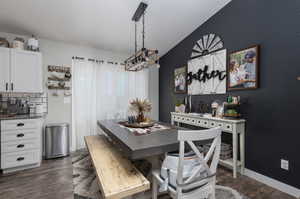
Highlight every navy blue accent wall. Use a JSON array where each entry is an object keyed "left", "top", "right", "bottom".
[{"left": 159, "top": 0, "right": 300, "bottom": 188}]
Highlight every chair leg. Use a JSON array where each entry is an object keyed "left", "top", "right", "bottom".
[
  {"left": 210, "top": 190, "right": 216, "bottom": 199},
  {"left": 210, "top": 179, "right": 216, "bottom": 199},
  {"left": 152, "top": 176, "right": 158, "bottom": 199}
]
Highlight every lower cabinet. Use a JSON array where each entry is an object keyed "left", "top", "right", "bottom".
[
  {"left": 1, "top": 150, "right": 40, "bottom": 169},
  {"left": 1, "top": 118, "right": 42, "bottom": 173}
]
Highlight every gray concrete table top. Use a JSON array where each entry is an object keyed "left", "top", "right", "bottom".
[{"left": 97, "top": 120, "right": 184, "bottom": 160}]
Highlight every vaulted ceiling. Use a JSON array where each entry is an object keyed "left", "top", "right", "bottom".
[{"left": 0, "top": 0, "right": 231, "bottom": 55}]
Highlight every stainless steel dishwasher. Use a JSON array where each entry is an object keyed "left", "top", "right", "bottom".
[{"left": 45, "top": 123, "right": 70, "bottom": 159}]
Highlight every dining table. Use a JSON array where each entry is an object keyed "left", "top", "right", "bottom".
[{"left": 97, "top": 120, "right": 183, "bottom": 161}]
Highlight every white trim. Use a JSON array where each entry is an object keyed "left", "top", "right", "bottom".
[{"left": 244, "top": 169, "right": 300, "bottom": 198}]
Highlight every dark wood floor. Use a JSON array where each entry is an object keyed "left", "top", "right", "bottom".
[
  {"left": 0, "top": 156, "right": 296, "bottom": 199},
  {"left": 0, "top": 157, "right": 73, "bottom": 199},
  {"left": 216, "top": 168, "right": 296, "bottom": 199}
]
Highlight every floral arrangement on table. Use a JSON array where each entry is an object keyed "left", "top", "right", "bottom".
[{"left": 129, "top": 98, "right": 152, "bottom": 123}]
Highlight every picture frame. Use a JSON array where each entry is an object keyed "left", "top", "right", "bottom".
[
  {"left": 227, "top": 45, "right": 260, "bottom": 91},
  {"left": 174, "top": 66, "right": 187, "bottom": 93}
]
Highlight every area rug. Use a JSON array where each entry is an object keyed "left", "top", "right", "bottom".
[
  {"left": 72, "top": 150, "right": 249, "bottom": 199},
  {"left": 72, "top": 150, "right": 101, "bottom": 199}
]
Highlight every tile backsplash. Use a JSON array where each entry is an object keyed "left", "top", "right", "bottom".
[{"left": 0, "top": 93, "right": 48, "bottom": 115}]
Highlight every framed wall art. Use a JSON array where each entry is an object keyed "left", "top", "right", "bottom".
[
  {"left": 174, "top": 66, "right": 187, "bottom": 93},
  {"left": 187, "top": 49, "right": 227, "bottom": 95},
  {"left": 228, "top": 45, "right": 260, "bottom": 90}
]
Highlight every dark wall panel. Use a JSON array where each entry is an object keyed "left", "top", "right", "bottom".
[{"left": 159, "top": 0, "right": 300, "bottom": 188}]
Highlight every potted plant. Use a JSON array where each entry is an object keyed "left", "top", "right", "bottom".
[{"left": 175, "top": 99, "right": 185, "bottom": 113}]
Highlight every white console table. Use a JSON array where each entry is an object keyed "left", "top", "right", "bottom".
[{"left": 171, "top": 112, "right": 245, "bottom": 178}]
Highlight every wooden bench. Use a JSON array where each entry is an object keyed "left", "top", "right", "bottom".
[{"left": 85, "top": 135, "right": 150, "bottom": 199}]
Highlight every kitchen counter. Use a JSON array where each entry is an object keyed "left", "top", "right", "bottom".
[{"left": 0, "top": 113, "right": 46, "bottom": 120}]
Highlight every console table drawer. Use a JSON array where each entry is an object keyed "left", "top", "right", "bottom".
[
  {"left": 184, "top": 117, "right": 197, "bottom": 125},
  {"left": 223, "top": 123, "right": 233, "bottom": 131},
  {"left": 195, "top": 119, "right": 202, "bottom": 126},
  {"left": 189, "top": 118, "right": 197, "bottom": 124},
  {"left": 209, "top": 121, "right": 217, "bottom": 128},
  {"left": 202, "top": 120, "right": 209, "bottom": 127},
  {"left": 175, "top": 116, "right": 184, "bottom": 122}
]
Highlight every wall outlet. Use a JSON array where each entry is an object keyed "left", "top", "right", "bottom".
[{"left": 281, "top": 159, "right": 289, "bottom": 171}]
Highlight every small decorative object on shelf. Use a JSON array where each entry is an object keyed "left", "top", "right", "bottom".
[
  {"left": 175, "top": 100, "right": 185, "bottom": 113},
  {"left": 0, "top": 37, "right": 9, "bottom": 48},
  {"left": 12, "top": 37, "right": 25, "bottom": 50},
  {"left": 211, "top": 101, "right": 220, "bottom": 117},
  {"left": 223, "top": 96, "right": 241, "bottom": 118},
  {"left": 27, "top": 35, "right": 39, "bottom": 52},
  {"left": 129, "top": 98, "right": 152, "bottom": 123},
  {"left": 184, "top": 95, "right": 192, "bottom": 113},
  {"left": 210, "top": 100, "right": 224, "bottom": 118}
]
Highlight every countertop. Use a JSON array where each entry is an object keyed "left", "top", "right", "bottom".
[{"left": 0, "top": 113, "right": 46, "bottom": 120}]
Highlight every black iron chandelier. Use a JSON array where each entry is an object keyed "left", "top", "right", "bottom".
[{"left": 124, "top": 2, "right": 159, "bottom": 71}]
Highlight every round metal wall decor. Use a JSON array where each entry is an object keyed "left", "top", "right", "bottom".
[{"left": 190, "top": 34, "right": 224, "bottom": 60}]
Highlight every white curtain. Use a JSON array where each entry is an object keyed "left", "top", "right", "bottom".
[
  {"left": 72, "top": 59, "right": 149, "bottom": 150},
  {"left": 96, "top": 63, "right": 149, "bottom": 120},
  {"left": 72, "top": 59, "right": 97, "bottom": 150}
]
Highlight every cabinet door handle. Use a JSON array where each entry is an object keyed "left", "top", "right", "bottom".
[
  {"left": 11, "top": 83, "right": 13, "bottom": 91},
  {"left": 17, "top": 133, "right": 24, "bottom": 137},
  {"left": 5, "top": 83, "right": 8, "bottom": 91},
  {"left": 17, "top": 144, "right": 25, "bottom": 148},
  {"left": 17, "top": 157, "right": 25, "bottom": 161},
  {"left": 17, "top": 123, "right": 24, "bottom": 127}
]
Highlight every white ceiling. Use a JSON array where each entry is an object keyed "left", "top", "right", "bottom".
[{"left": 0, "top": 0, "right": 231, "bottom": 55}]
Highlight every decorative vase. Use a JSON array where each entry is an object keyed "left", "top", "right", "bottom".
[
  {"left": 137, "top": 111, "right": 145, "bottom": 123},
  {"left": 175, "top": 104, "right": 185, "bottom": 113}
]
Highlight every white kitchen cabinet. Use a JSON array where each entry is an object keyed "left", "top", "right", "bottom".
[
  {"left": 0, "top": 47, "right": 10, "bottom": 92},
  {"left": 10, "top": 49, "right": 43, "bottom": 93}
]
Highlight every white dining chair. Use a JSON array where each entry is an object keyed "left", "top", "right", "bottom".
[{"left": 152, "top": 127, "right": 222, "bottom": 199}]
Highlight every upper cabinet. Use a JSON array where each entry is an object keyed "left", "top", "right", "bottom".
[
  {"left": 0, "top": 47, "right": 10, "bottom": 92},
  {"left": 0, "top": 47, "right": 43, "bottom": 93},
  {"left": 11, "top": 49, "right": 43, "bottom": 93}
]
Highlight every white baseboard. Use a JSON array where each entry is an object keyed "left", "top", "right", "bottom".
[{"left": 244, "top": 169, "right": 300, "bottom": 198}]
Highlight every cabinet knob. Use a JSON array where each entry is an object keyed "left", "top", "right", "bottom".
[
  {"left": 17, "top": 123, "right": 24, "bottom": 127},
  {"left": 17, "top": 144, "right": 25, "bottom": 148}
]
